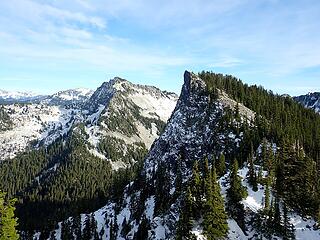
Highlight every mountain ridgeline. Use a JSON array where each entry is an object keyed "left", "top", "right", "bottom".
[
  {"left": 0, "top": 71, "right": 320, "bottom": 239},
  {"left": 294, "top": 92, "right": 320, "bottom": 114},
  {"left": 0, "top": 78, "right": 178, "bottom": 235},
  {"left": 28, "top": 71, "right": 320, "bottom": 240}
]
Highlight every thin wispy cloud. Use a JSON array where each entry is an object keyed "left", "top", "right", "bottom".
[{"left": 0, "top": 0, "right": 319, "bottom": 95}]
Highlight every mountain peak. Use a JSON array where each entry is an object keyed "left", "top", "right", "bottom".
[{"left": 294, "top": 92, "right": 320, "bottom": 113}]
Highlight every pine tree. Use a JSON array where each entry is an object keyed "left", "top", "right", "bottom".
[
  {"left": 228, "top": 159, "right": 247, "bottom": 203},
  {"left": 0, "top": 191, "right": 19, "bottom": 240},
  {"left": 82, "top": 214, "right": 92, "bottom": 240},
  {"left": 273, "top": 195, "right": 281, "bottom": 235},
  {"left": 134, "top": 215, "right": 150, "bottom": 240},
  {"left": 72, "top": 215, "right": 82, "bottom": 239},
  {"left": 216, "top": 153, "right": 226, "bottom": 177},
  {"left": 61, "top": 219, "right": 73, "bottom": 240},
  {"left": 90, "top": 214, "right": 99, "bottom": 240},
  {"left": 264, "top": 179, "right": 270, "bottom": 211},
  {"left": 109, "top": 219, "right": 115, "bottom": 240},
  {"left": 227, "top": 159, "right": 247, "bottom": 231},
  {"left": 191, "top": 160, "right": 202, "bottom": 218},
  {"left": 176, "top": 187, "right": 195, "bottom": 240},
  {"left": 282, "top": 203, "right": 295, "bottom": 240},
  {"left": 248, "top": 144, "right": 258, "bottom": 191},
  {"left": 203, "top": 166, "right": 228, "bottom": 239}
]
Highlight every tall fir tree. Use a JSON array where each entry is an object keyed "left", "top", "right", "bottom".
[
  {"left": 282, "top": 203, "right": 296, "bottom": 240},
  {"left": 176, "top": 187, "right": 195, "bottom": 240},
  {"left": 227, "top": 159, "right": 248, "bottom": 231},
  {"left": 216, "top": 153, "right": 226, "bottom": 177},
  {"left": 203, "top": 166, "right": 228, "bottom": 239},
  {"left": 191, "top": 160, "right": 202, "bottom": 218},
  {"left": 248, "top": 143, "right": 258, "bottom": 192},
  {"left": 0, "top": 191, "right": 19, "bottom": 240}
]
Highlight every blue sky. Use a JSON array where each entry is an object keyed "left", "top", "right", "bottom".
[{"left": 0, "top": 0, "right": 319, "bottom": 96}]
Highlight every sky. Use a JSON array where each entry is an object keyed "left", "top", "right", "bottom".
[{"left": 0, "top": 0, "right": 319, "bottom": 96}]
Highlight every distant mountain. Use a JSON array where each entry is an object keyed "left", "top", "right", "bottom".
[
  {"left": 0, "top": 89, "right": 44, "bottom": 102},
  {"left": 294, "top": 92, "right": 320, "bottom": 113},
  {"left": 0, "top": 77, "right": 178, "bottom": 232}
]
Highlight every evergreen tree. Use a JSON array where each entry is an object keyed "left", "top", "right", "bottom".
[
  {"left": 248, "top": 144, "right": 258, "bottom": 191},
  {"left": 228, "top": 159, "right": 247, "bottom": 203},
  {"left": 0, "top": 191, "right": 19, "bottom": 240},
  {"left": 273, "top": 195, "right": 281, "bottom": 235},
  {"left": 227, "top": 159, "right": 247, "bottom": 231},
  {"left": 264, "top": 179, "right": 270, "bottom": 211},
  {"left": 282, "top": 203, "right": 295, "bottom": 240},
  {"left": 72, "top": 215, "right": 82, "bottom": 240},
  {"left": 134, "top": 215, "right": 150, "bottom": 240},
  {"left": 82, "top": 214, "right": 92, "bottom": 240},
  {"left": 61, "top": 219, "right": 73, "bottom": 240},
  {"left": 216, "top": 153, "right": 226, "bottom": 177},
  {"left": 154, "top": 164, "right": 171, "bottom": 215},
  {"left": 203, "top": 166, "right": 228, "bottom": 239},
  {"left": 190, "top": 161, "right": 202, "bottom": 218},
  {"left": 99, "top": 227, "right": 105, "bottom": 239},
  {"left": 176, "top": 187, "right": 195, "bottom": 240}
]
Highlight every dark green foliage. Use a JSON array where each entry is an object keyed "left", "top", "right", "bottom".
[
  {"left": 247, "top": 144, "right": 258, "bottom": 192},
  {"left": 98, "top": 136, "right": 148, "bottom": 164},
  {"left": 203, "top": 166, "right": 228, "bottom": 239},
  {"left": 200, "top": 71, "right": 320, "bottom": 219},
  {"left": 0, "top": 124, "right": 146, "bottom": 233},
  {"left": 0, "top": 191, "right": 19, "bottom": 240},
  {"left": 264, "top": 179, "right": 270, "bottom": 211},
  {"left": 282, "top": 203, "right": 296, "bottom": 240},
  {"left": 154, "top": 164, "right": 171, "bottom": 215},
  {"left": 177, "top": 159, "right": 228, "bottom": 240},
  {"left": 275, "top": 139, "right": 319, "bottom": 215},
  {"left": 72, "top": 215, "right": 82, "bottom": 239},
  {"left": 190, "top": 160, "right": 201, "bottom": 218},
  {"left": 199, "top": 71, "right": 320, "bottom": 163},
  {"left": 215, "top": 153, "right": 226, "bottom": 177},
  {"left": 82, "top": 214, "right": 92, "bottom": 240},
  {"left": 227, "top": 159, "right": 247, "bottom": 232},
  {"left": 176, "top": 187, "right": 195, "bottom": 240}
]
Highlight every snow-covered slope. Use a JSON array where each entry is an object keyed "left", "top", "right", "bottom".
[
  {"left": 42, "top": 88, "right": 94, "bottom": 106},
  {"left": 80, "top": 77, "right": 178, "bottom": 169},
  {"left": 0, "top": 89, "right": 43, "bottom": 102},
  {"left": 31, "top": 71, "right": 320, "bottom": 240},
  {"left": 0, "top": 78, "right": 178, "bottom": 169},
  {"left": 294, "top": 92, "right": 320, "bottom": 113},
  {"left": 37, "top": 71, "right": 257, "bottom": 239},
  {"left": 0, "top": 104, "right": 79, "bottom": 160}
]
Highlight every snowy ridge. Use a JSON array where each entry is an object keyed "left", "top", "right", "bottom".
[
  {"left": 81, "top": 77, "right": 178, "bottom": 169},
  {"left": 294, "top": 92, "right": 320, "bottom": 113},
  {"left": 0, "top": 77, "right": 178, "bottom": 164},
  {"left": 0, "top": 104, "right": 80, "bottom": 160},
  {"left": 0, "top": 89, "right": 44, "bottom": 102},
  {"left": 33, "top": 71, "right": 320, "bottom": 239}
]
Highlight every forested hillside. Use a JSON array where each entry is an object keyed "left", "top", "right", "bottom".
[
  {"left": 0, "top": 78, "right": 177, "bottom": 237},
  {"left": 1, "top": 71, "right": 320, "bottom": 240}
]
